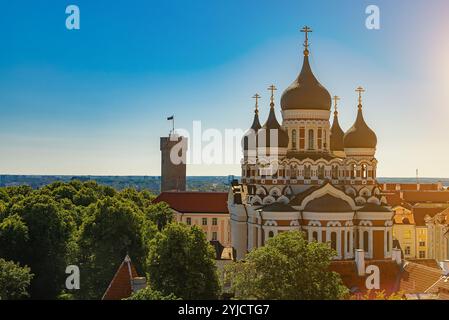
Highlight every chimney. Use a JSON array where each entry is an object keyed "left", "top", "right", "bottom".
[
  {"left": 392, "top": 248, "right": 402, "bottom": 265},
  {"left": 355, "top": 249, "right": 365, "bottom": 276},
  {"left": 131, "top": 277, "right": 147, "bottom": 293},
  {"left": 440, "top": 260, "right": 449, "bottom": 276}
]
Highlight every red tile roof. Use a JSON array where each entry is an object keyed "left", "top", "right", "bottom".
[
  {"left": 412, "top": 206, "right": 447, "bottom": 226},
  {"left": 383, "top": 192, "right": 402, "bottom": 207},
  {"left": 402, "top": 191, "right": 449, "bottom": 204},
  {"left": 102, "top": 255, "right": 139, "bottom": 300},
  {"left": 330, "top": 260, "right": 401, "bottom": 296},
  {"left": 154, "top": 191, "right": 229, "bottom": 213},
  {"left": 399, "top": 262, "right": 449, "bottom": 299}
]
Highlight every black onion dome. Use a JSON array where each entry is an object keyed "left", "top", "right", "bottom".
[
  {"left": 343, "top": 105, "right": 377, "bottom": 149},
  {"left": 242, "top": 109, "right": 261, "bottom": 151},
  {"left": 258, "top": 104, "right": 289, "bottom": 149},
  {"left": 330, "top": 110, "right": 345, "bottom": 151},
  {"left": 280, "top": 55, "right": 331, "bottom": 111}
]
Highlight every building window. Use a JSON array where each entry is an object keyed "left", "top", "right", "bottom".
[
  {"left": 212, "top": 232, "right": 218, "bottom": 241},
  {"left": 419, "top": 250, "right": 426, "bottom": 259},
  {"left": 268, "top": 231, "right": 274, "bottom": 238},
  {"left": 308, "top": 129, "right": 314, "bottom": 150},
  {"left": 318, "top": 165, "right": 325, "bottom": 179},
  {"left": 347, "top": 231, "right": 351, "bottom": 251},
  {"left": 330, "top": 232, "right": 337, "bottom": 251},
  {"left": 363, "top": 231, "right": 369, "bottom": 253},
  {"left": 186, "top": 217, "right": 191, "bottom": 225},
  {"left": 351, "top": 164, "right": 357, "bottom": 179},
  {"left": 312, "top": 231, "right": 318, "bottom": 242},
  {"left": 419, "top": 241, "right": 425, "bottom": 247},
  {"left": 362, "top": 164, "right": 367, "bottom": 179},
  {"left": 202, "top": 218, "right": 207, "bottom": 226},
  {"left": 212, "top": 218, "right": 218, "bottom": 226},
  {"left": 299, "top": 128, "right": 305, "bottom": 149},
  {"left": 292, "top": 129, "right": 297, "bottom": 150},
  {"left": 304, "top": 165, "right": 311, "bottom": 179},
  {"left": 317, "top": 128, "right": 322, "bottom": 149},
  {"left": 405, "top": 246, "right": 411, "bottom": 255},
  {"left": 332, "top": 165, "right": 338, "bottom": 179}
]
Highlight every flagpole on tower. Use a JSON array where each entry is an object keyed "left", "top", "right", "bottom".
[{"left": 167, "top": 115, "right": 175, "bottom": 135}]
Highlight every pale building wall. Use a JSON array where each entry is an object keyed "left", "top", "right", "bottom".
[
  {"left": 176, "top": 212, "right": 231, "bottom": 247},
  {"left": 393, "top": 224, "right": 416, "bottom": 259}
]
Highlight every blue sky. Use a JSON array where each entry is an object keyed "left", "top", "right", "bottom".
[{"left": 1, "top": 0, "right": 449, "bottom": 176}]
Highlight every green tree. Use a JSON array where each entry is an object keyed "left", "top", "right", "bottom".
[
  {"left": 6, "top": 194, "right": 72, "bottom": 299},
  {"left": 0, "top": 259, "right": 33, "bottom": 300},
  {"left": 145, "top": 202, "right": 174, "bottom": 231},
  {"left": 0, "top": 215, "right": 29, "bottom": 263},
  {"left": 126, "top": 286, "right": 179, "bottom": 300},
  {"left": 147, "top": 223, "right": 220, "bottom": 299},
  {"left": 225, "top": 231, "right": 348, "bottom": 300},
  {"left": 77, "top": 197, "right": 148, "bottom": 299}
]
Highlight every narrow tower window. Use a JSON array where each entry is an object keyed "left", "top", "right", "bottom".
[
  {"left": 292, "top": 129, "right": 297, "bottom": 150},
  {"left": 299, "top": 128, "right": 305, "bottom": 149},
  {"left": 308, "top": 129, "right": 314, "bottom": 150}
]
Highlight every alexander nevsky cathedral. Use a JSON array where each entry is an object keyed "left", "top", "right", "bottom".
[{"left": 228, "top": 27, "right": 394, "bottom": 261}]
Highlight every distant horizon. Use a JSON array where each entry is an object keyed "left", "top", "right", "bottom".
[{"left": 1, "top": 174, "right": 449, "bottom": 180}]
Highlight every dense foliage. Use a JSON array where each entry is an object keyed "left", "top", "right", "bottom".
[
  {"left": 0, "top": 258, "right": 33, "bottom": 300},
  {"left": 146, "top": 223, "right": 220, "bottom": 299},
  {"left": 0, "top": 181, "right": 199, "bottom": 300},
  {"left": 225, "top": 231, "right": 349, "bottom": 300},
  {"left": 126, "top": 286, "right": 179, "bottom": 300}
]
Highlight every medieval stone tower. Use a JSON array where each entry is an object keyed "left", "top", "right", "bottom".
[{"left": 160, "top": 134, "right": 187, "bottom": 192}]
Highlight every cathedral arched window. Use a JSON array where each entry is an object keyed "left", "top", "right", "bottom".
[
  {"left": 362, "top": 164, "right": 367, "bottom": 179},
  {"left": 290, "top": 165, "right": 297, "bottom": 179},
  {"left": 332, "top": 165, "right": 338, "bottom": 179},
  {"left": 351, "top": 164, "right": 357, "bottom": 179},
  {"left": 363, "top": 231, "right": 369, "bottom": 253},
  {"left": 292, "top": 129, "right": 297, "bottom": 150},
  {"left": 330, "top": 232, "right": 337, "bottom": 251},
  {"left": 312, "top": 231, "right": 318, "bottom": 242},
  {"left": 268, "top": 231, "right": 274, "bottom": 239},
  {"left": 318, "top": 165, "right": 325, "bottom": 179},
  {"left": 346, "top": 231, "right": 351, "bottom": 252},
  {"left": 304, "top": 165, "right": 311, "bottom": 179},
  {"left": 308, "top": 129, "right": 314, "bottom": 150}
]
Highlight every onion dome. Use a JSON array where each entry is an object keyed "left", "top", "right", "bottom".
[
  {"left": 330, "top": 96, "right": 344, "bottom": 152},
  {"left": 304, "top": 194, "right": 352, "bottom": 212},
  {"left": 280, "top": 27, "right": 331, "bottom": 111},
  {"left": 258, "top": 85, "right": 289, "bottom": 149},
  {"left": 343, "top": 87, "right": 377, "bottom": 149},
  {"left": 242, "top": 94, "right": 262, "bottom": 151}
]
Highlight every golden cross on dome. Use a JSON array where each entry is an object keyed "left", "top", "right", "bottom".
[
  {"left": 333, "top": 95, "right": 340, "bottom": 112},
  {"left": 355, "top": 86, "right": 365, "bottom": 105},
  {"left": 300, "top": 26, "right": 313, "bottom": 55},
  {"left": 267, "top": 85, "right": 277, "bottom": 105},
  {"left": 252, "top": 93, "right": 260, "bottom": 113}
]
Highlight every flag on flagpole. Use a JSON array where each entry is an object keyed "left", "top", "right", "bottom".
[{"left": 167, "top": 115, "right": 174, "bottom": 120}]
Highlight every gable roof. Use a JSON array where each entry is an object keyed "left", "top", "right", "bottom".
[
  {"left": 154, "top": 191, "right": 228, "bottom": 213},
  {"left": 399, "top": 261, "right": 449, "bottom": 299},
  {"left": 304, "top": 194, "right": 352, "bottom": 212},
  {"left": 102, "top": 255, "right": 139, "bottom": 300}
]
